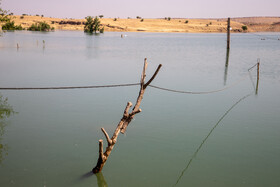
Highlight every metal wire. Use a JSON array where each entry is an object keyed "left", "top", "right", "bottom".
[
  {"left": 0, "top": 64, "right": 259, "bottom": 94},
  {"left": 0, "top": 83, "right": 140, "bottom": 90}
]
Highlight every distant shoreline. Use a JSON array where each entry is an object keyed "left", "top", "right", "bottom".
[{"left": 9, "top": 15, "right": 280, "bottom": 33}]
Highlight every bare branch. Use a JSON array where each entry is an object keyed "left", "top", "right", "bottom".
[
  {"left": 92, "top": 58, "right": 162, "bottom": 173},
  {"left": 140, "top": 58, "right": 148, "bottom": 87},
  {"left": 101, "top": 128, "right": 112, "bottom": 145},
  {"left": 144, "top": 64, "right": 162, "bottom": 89},
  {"left": 124, "top": 102, "right": 133, "bottom": 117},
  {"left": 130, "top": 109, "right": 142, "bottom": 116}
]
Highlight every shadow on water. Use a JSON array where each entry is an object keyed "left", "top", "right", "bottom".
[
  {"left": 79, "top": 171, "right": 108, "bottom": 187},
  {"left": 0, "top": 94, "right": 15, "bottom": 165},
  {"left": 79, "top": 171, "right": 94, "bottom": 179},
  {"left": 224, "top": 48, "right": 230, "bottom": 86},
  {"left": 173, "top": 92, "right": 253, "bottom": 187}
]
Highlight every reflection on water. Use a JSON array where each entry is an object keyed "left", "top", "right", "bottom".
[
  {"left": 85, "top": 33, "right": 101, "bottom": 59},
  {"left": 0, "top": 94, "right": 15, "bottom": 165},
  {"left": 174, "top": 93, "right": 253, "bottom": 186},
  {"left": 224, "top": 48, "right": 230, "bottom": 85},
  {"left": 96, "top": 172, "right": 108, "bottom": 187},
  {"left": 78, "top": 171, "right": 107, "bottom": 187}
]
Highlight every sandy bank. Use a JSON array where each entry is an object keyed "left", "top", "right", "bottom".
[{"left": 9, "top": 15, "right": 280, "bottom": 33}]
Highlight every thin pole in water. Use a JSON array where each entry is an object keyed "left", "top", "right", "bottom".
[
  {"left": 256, "top": 59, "right": 260, "bottom": 95},
  {"left": 227, "top": 17, "right": 230, "bottom": 49}
]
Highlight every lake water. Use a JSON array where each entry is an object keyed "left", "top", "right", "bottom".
[{"left": 0, "top": 31, "right": 280, "bottom": 187}]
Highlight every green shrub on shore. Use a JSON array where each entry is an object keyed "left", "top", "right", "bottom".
[
  {"left": 2, "top": 20, "right": 23, "bottom": 30},
  {"left": 28, "top": 21, "right": 54, "bottom": 31}
]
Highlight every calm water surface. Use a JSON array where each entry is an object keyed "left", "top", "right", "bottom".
[{"left": 0, "top": 31, "right": 280, "bottom": 186}]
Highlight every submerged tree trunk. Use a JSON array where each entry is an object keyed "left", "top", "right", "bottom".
[{"left": 92, "top": 58, "right": 162, "bottom": 173}]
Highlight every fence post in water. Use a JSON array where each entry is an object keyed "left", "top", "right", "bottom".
[
  {"left": 92, "top": 58, "right": 162, "bottom": 174},
  {"left": 256, "top": 59, "right": 260, "bottom": 95},
  {"left": 227, "top": 17, "right": 230, "bottom": 49}
]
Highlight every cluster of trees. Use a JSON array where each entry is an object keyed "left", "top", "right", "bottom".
[
  {"left": 1, "top": 1, "right": 54, "bottom": 32},
  {"left": 84, "top": 16, "right": 104, "bottom": 34},
  {"left": 28, "top": 21, "right": 54, "bottom": 31}
]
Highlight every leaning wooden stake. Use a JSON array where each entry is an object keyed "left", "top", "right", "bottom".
[
  {"left": 256, "top": 59, "right": 260, "bottom": 95},
  {"left": 92, "top": 58, "right": 162, "bottom": 173}
]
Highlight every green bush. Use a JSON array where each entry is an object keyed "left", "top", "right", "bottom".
[
  {"left": 2, "top": 20, "right": 23, "bottom": 30},
  {"left": 84, "top": 16, "right": 103, "bottom": 34},
  {"left": 140, "top": 19, "right": 144, "bottom": 22},
  {"left": 185, "top": 20, "right": 189, "bottom": 24},
  {"left": 242, "top": 25, "right": 248, "bottom": 31},
  {"left": 28, "top": 21, "right": 53, "bottom": 31}
]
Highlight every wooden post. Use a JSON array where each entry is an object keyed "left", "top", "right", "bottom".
[
  {"left": 227, "top": 17, "right": 230, "bottom": 49},
  {"left": 256, "top": 59, "right": 260, "bottom": 95},
  {"left": 17, "top": 43, "right": 19, "bottom": 49},
  {"left": 92, "top": 59, "right": 162, "bottom": 174}
]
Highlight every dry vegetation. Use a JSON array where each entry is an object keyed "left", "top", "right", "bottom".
[{"left": 10, "top": 15, "right": 280, "bottom": 33}]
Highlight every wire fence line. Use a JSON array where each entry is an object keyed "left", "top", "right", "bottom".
[
  {"left": 0, "top": 63, "right": 259, "bottom": 94},
  {"left": 0, "top": 83, "right": 140, "bottom": 90},
  {"left": 150, "top": 63, "right": 258, "bottom": 94},
  {"left": 149, "top": 73, "right": 249, "bottom": 94}
]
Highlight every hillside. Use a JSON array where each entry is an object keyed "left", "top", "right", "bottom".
[{"left": 5, "top": 15, "right": 280, "bottom": 33}]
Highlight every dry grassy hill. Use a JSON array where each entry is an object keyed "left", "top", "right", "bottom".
[{"left": 6, "top": 15, "right": 280, "bottom": 33}]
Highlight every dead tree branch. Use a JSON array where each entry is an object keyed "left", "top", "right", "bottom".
[{"left": 92, "top": 58, "right": 162, "bottom": 173}]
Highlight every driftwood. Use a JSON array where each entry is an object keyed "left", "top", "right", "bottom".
[{"left": 92, "top": 58, "right": 162, "bottom": 173}]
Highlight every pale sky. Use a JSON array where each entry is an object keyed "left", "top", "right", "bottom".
[{"left": 2, "top": 0, "right": 280, "bottom": 19}]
